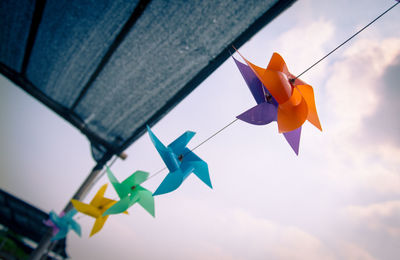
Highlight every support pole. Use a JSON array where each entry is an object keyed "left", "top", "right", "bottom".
[{"left": 29, "top": 159, "right": 109, "bottom": 260}]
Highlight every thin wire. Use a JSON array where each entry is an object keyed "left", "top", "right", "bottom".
[
  {"left": 71, "top": 1, "right": 398, "bottom": 223},
  {"left": 190, "top": 118, "right": 239, "bottom": 153},
  {"left": 81, "top": 3, "right": 399, "bottom": 188},
  {"left": 294, "top": 1, "right": 399, "bottom": 80},
  {"left": 146, "top": 166, "right": 167, "bottom": 181},
  {"left": 143, "top": 0, "right": 396, "bottom": 181}
]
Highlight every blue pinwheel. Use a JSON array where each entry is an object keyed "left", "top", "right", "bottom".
[{"left": 147, "top": 126, "right": 212, "bottom": 196}]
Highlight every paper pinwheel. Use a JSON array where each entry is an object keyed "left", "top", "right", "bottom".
[
  {"left": 233, "top": 57, "right": 302, "bottom": 154},
  {"left": 44, "top": 209, "right": 81, "bottom": 241},
  {"left": 235, "top": 50, "right": 322, "bottom": 134},
  {"left": 71, "top": 184, "right": 126, "bottom": 236},
  {"left": 102, "top": 167, "right": 155, "bottom": 217},
  {"left": 147, "top": 126, "right": 212, "bottom": 196},
  {"left": 234, "top": 51, "right": 322, "bottom": 154}
]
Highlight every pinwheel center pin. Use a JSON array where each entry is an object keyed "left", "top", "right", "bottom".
[
  {"left": 131, "top": 185, "right": 136, "bottom": 190},
  {"left": 178, "top": 154, "right": 183, "bottom": 162},
  {"left": 265, "top": 93, "right": 273, "bottom": 103}
]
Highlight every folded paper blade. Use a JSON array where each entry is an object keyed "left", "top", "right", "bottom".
[
  {"left": 103, "top": 196, "right": 136, "bottom": 216},
  {"left": 122, "top": 171, "right": 149, "bottom": 187},
  {"left": 283, "top": 127, "right": 301, "bottom": 155},
  {"left": 71, "top": 200, "right": 101, "bottom": 218},
  {"left": 51, "top": 229, "right": 68, "bottom": 241},
  {"left": 90, "top": 216, "right": 108, "bottom": 237},
  {"left": 277, "top": 88, "right": 309, "bottom": 133},
  {"left": 90, "top": 183, "right": 108, "bottom": 207},
  {"left": 153, "top": 170, "right": 184, "bottom": 196},
  {"left": 137, "top": 189, "right": 155, "bottom": 217},
  {"left": 107, "top": 167, "right": 128, "bottom": 199},
  {"left": 147, "top": 126, "right": 180, "bottom": 172},
  {"left": 261, "top": 70, "right": 292, "bottom": 104},
  {"left": 191, "top": 161, "right": 212, "bottom": 188},
  {"left": 65, "top": 209, "right": 78, "bottom": 219},
  {"left": 147, "top": 125, "right": 169, "bottom": 152},
  {"left": 70, "top": 219, "right": 82, "bottom": 236},
  {"left": 237, "top": 102, "right": 277, "bottom": 125},
  {"left": 296, "top": 85, "right": 322, "bottom": 131},
  {"left": 168, "top": 131, "right": 196, "bottom": 155},
  {"left": 266, "top": 52, "right": 289, "bottom": 75},
  {"left": 232, "top": 57, "right": 265, "bottom": 104},
  {"left": 235, "top": 49, "right": 291, "bottom": 104}
]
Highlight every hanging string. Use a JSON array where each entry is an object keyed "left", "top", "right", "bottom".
[
  {"left": 75, "top": 0, "right": 399, "bottom": 199},
  {"left": 144, "top": 2, "right": 399, "bottom": 182},
  {"left": 69, "top": 2, "right": 398, "bottom": 225},
  {"left": 294, "top": 1, "right": 399, "bottom": 80}
]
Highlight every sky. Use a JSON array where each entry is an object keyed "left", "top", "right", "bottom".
[{"left": 1, "top": 0, "right": 400, "bottom": 259}]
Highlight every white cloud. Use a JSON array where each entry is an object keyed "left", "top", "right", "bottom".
[
  {"left": 346, "top": 201, "right": 400, "bottom": 236},
  {"left": 223, "top": 209, "right": 337, "bottom": 260},
  {"left": 339, "top": 243, "right": 377, "bottom": 260},
  {"left": 276, "top": 19, "right": 335, "bottom": 79},
  {"left": 320, "top": 36, "right": 400, "bottom": 194}
]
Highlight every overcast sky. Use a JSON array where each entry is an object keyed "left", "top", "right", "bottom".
[{"left": 1, "top": 0, "right": 400, "bottom": 259}]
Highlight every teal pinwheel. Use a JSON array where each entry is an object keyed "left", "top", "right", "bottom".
[
  {"left": 147, "top": 126, "right": 212, "bottom": 196},
  {"left": 45, "top": 209, "right": 81, "bottom": 241}
]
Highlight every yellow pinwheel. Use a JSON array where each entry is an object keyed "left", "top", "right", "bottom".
[{"left": 71, "top": 184, "right": 127, "bottom": 236}]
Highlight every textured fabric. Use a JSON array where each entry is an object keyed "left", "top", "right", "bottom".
[
  {"left": 0, "top": 0, "right": 295, "bottom": 161},
  {"left": 0, "top": 0, "right": 35, "bottom": 72}
]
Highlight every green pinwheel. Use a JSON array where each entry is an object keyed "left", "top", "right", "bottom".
[{"left": 103, "top": 167, "right": 155, "bottom": 217}]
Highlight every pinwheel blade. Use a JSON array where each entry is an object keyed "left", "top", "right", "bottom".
[
  {"left": 283, "top": 127, "right": 301, "bottom": 155},
  {"left": 147, "top": 126, "right": 179, "bottom": 172},
  {"left": 297, "top": 84, "right": 322, "bottom": 131},
  {"left": 168, "top": 131, "right": 196, "bottom": 155},
  {"left": 122, "top": 171, "right": 149, "bottom": 187},
  {"left": 147, "top": 125, "right": 168, "bottom": 152},
  {"left": 71, "top": 199, "right": 100, "bottom": 218},
  {"left": 153, "top": 170, "right": 184, "bottom": 196},
  {"left": 90, "top": 183, "right": 108, "bottom": 207},
  {"left": 277, "top": 88, "right": 309, "bottom": 133},
  {"left": 103, "top": 196, "right": 136, "bottom": 216},
  {"left": 137, "top": 189, "right": 155, "bottom": 217},
  {"left": 70, "top": 220, "right": 81, "bottom": 237},
  {"left": 232, "top": 56, "right": 265, "bottom": 104},
  {"left": 107, "top": 167, "right": 127, "bottom": 198},
  {"left": 237, "top": 102, "right": 277, "bottom": 125},
  {"left": 90, "top": 216, "right": 108, "bottom": 237},
  {"left": 181, "top": 152, "right": 212, "bottom": 189},
  {"left": 266, "top": 52, "right": 289, "bottom": 75},
  {"left": 51, "top": 229, "right": 68, "bottom": 241}
]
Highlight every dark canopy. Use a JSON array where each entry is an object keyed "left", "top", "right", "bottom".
[
  {"left": 0, "top": 189, "right": 67, "bottom": 258},
  {"left": 0, "top": 0, "right": 296, "bottom": 163}
]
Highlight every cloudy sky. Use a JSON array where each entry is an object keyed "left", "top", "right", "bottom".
[{"left": 1, "top": 0, "right": 400, "bottom": 259}]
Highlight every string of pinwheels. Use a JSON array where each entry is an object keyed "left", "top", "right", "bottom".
[{"left": 44, "top": 1, "right": 399, "bottom": 240}]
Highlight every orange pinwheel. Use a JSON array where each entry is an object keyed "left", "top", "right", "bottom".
[{"left": 235, "top": 50, "right": 322, "bottom": 133}]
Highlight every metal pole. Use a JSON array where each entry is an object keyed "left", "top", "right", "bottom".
[{"left": 29, "top": 160, "right": 108, "bottom": 260}]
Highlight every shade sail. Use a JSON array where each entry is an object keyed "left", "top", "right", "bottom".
[
  {"left": 0, "top": 0, "right": 296, "bottom": 162},
  {"left": 0, "top": 189, "right": 67, "bottom": 258}
]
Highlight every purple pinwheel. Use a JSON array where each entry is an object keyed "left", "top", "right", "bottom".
[{"left": 233, "top": 57, "right": 301, "bottom": 155}]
